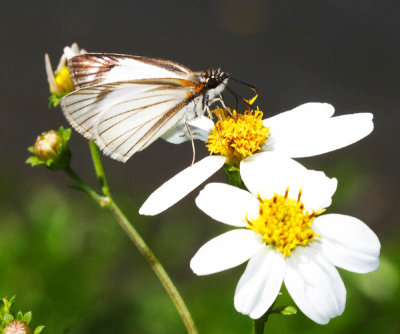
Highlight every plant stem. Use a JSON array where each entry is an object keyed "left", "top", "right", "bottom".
[
  {"left": 63, "top": 166, "right": 109, "bottom": 207},
  {"left": 107, "top": 200, "right": 198, "bottom": 334},
  {"left": 223, "top": 164, "right": 247, "bottom": 190},
  {"left": 88, "top": 141, "right": 111, "bottom": 198},
  {"left": 84, "top": 142, "right": 198, "bottom": 334},
  {"left": 252, "top": 301, "right": 275, "bottom": 334}
]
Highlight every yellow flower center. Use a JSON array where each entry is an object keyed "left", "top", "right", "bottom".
[
  {"left": 206, "top": 107, "right": 269, "bottom": 166},
  {"left": 246, "top": 188, "right": 323, "bottom": 257},
  {"left": 52, "top": 65, "right": 74, "bottom": 95}
]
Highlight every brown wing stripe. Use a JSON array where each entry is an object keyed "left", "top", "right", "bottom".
[
  {"left": 124, "top": 100, "right": 188, "bottom": 157},
  {"left": 98, "top": 99, "right": 177, "bottom": 136}
]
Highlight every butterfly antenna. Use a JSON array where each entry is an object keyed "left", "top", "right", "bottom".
[
  {"left": 230, "top": 76, "right": 258, "bottom": 106},
  {"left": 225, "top": 85, "right": 239, "bottom": 111}
]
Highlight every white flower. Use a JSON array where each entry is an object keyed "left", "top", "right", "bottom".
[
  {"left": 140, "top": 103, "right": 373, "bottom": 215},
  {"left": 190, "top": 152, "right": 380, "bottom": 324},
  {"left": 45, "top": 42, "right": 86, "bottom": 95}
]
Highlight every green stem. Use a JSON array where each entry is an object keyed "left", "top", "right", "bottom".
[
  {"left": 252, "top": 316, "right": 266, "bottom": 334},
  {"left": 63, "top": 166, "right": 110, "bottom": 207},
  {"left": 85, "top": 142, "right": 198, "bottom": 334},
  {"left": 223, "top": 164, "right": 247, "bottom": 190},
  {"left": 88, "top": 141, "right": 111, "bottom": 198},
  {"left": 252, "top": 301, "right": 275, "bottom": 334},
  {"left": 107, "top": 200, "right": 198, "bottom": 334}
]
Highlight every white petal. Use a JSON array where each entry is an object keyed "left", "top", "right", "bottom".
[
  {"left": 63, "top": 47, "right": 76, "bottom": 60},
  {"left": 284, "top": 246, "right": 346, "bottom": 324},
  {"left": 263, "top": 103, "right": 335, "bottom": 129},
  {"left": 190, "top": 229, "right": 264, "bottom": 275},
  {"left": 241, "top": 152, "right": 337, "bottom": 210},
  {"left": 265, "top": 113, "right": 373, "bottom": 158},
  {"left": 234, "top": 246, "right": 285, "bottom": 319},
  {"left": 196, "top": 183, "right": 259, "bottom": 227},
  {"left": 313, "top": 214, "right": 380, "bottom": 273},
  {"left": 162, "top": 116, "right": 213, "bottom": 144},
  {"left": 139, "top": 155, "right": 225, "bottom": 215},
  {"left": 44, "top": 53, "right": 59, "bottom": 95}
]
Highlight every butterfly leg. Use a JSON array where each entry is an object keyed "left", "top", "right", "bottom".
[
  {"left": 208, "top": 95, "right": 236, "bottom": 119},
  {"left": 185, "top": 122, "right": 196, "bottom": 166}
]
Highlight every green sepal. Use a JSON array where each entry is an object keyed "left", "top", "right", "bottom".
[
  {"left": 48, "top": 92, "right": 67, "bottom": 108},
  {"left": 15, "top": 311, "right": 23, "bottom": 321},
  {"left": 22, "top": 311, "right": 32, "bottom": 324},
  {"left": 1, "top": 297, "right": 15, "bottom": 314},
  {"left": 26, "top": 156, "right": 45, "bottom": 167}
]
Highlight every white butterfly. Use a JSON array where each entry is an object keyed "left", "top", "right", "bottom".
[{"left": 60, "top": 53, "right": 230, "bottom": 162}]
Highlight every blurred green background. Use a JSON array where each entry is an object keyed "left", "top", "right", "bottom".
[{"left": 1, "top": 0, "right": 399, "bottom": 333}]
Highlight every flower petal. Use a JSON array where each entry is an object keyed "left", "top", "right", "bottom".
[
  {"left": 234, "top": 246, "right": 285, "bottom": 319},
  {"left": 139, "top": 155, "right": 225, "bottom": 215},
  {"left": 284, "top": 246, "right": 346, "bottom": 324},
  {"left": 190, "top": 229, "right": 264, "bottom": 275},
  {"left": 162, "top": 116, "right": 213, "bottom": 144},
  {"left": 196, "top": 183, "right": 259, "bottom": 227},
  {"left": 265, "top": 113, "right": 373, "bottom": 158},
  {"left": 313, "top": 214, "right": 380, "bottom": 273},
  {"left": 263, "top": 103, "right": 335, "bottom": 129},
  {"left": 44, "top": 53, "right": 59, "bottom": 94},
  {"left": 241, "top": 152, "right": 337, "bottom": 210}
]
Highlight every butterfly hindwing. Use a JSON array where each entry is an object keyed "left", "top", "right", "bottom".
[{"left": 61, "top": 79, "right": 196, "bottom": 162}]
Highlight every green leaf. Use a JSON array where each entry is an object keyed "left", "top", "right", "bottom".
[
  {"left": 271, "top": 305, "right": 297, "bottom": 315},
  {"left": 34, "top": 325, "right": 45, "bottom": 334}
]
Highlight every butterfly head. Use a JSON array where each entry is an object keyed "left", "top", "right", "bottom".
[{"left": 203, "top": 68, "right": 230, "bottom": 89}]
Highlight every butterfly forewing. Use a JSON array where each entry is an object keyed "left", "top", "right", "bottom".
[{"left": 68, "top": 53, "right": 192, "bottom": 89}]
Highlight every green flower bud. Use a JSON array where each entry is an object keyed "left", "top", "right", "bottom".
[
  {"left": 3, "top": 321, "right": 31, "bottom": 334},
  {"left": 26, "top": 127, "right": 71, "bottom": 171}
]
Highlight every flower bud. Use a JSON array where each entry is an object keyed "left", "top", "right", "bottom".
[
  {"left": 3, "top": 321, "right": 31, "bottom": 334},
  {"left": 34, "top": 130, "right": 61, "bottom": 161},
  {"left": 26, "top": 127, "right": 71, "bottom": 171}
]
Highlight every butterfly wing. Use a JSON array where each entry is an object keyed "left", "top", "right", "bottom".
[
  {"left": 61, "top": 79, "right": 200, "bottom": 162},
  {"left": 68, "top": 53, "right": 193, "bottom": 89}
]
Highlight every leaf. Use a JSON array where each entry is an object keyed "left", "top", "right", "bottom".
[{"left": 34, "top": 325, "right": 45, "bottom": 334}]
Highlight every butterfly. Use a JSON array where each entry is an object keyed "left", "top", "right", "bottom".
[{"left": 60, "top": 53, "right": 236, "bottom": 163}]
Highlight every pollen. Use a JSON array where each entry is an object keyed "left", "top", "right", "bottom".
[
  {"left": 246, "top": 188, "right": 323, "bottom": 257},
  {"left": 52, "top": 65, "right": 74, "bottom": 95},
  {"left": 206, "top": 107, "right": 269, "bottom": 165}
]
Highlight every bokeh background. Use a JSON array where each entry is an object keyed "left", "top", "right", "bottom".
[{"left": 1, "top": 0, "right": 399, "bottom": 333}]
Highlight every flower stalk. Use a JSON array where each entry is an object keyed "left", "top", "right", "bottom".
[{"left": 64, "top": 142, "right": 198, "bottom": 334}]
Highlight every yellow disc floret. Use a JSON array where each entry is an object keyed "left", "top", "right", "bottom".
[
  {"left": 206, "top": 107, "right": 269, "bottom": 166},
  {"left": 247, "top": 188, "right": 323, "bottom": 257},
  {"left": 51, "top": 65, "right": 74, "bottom": 95}
]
